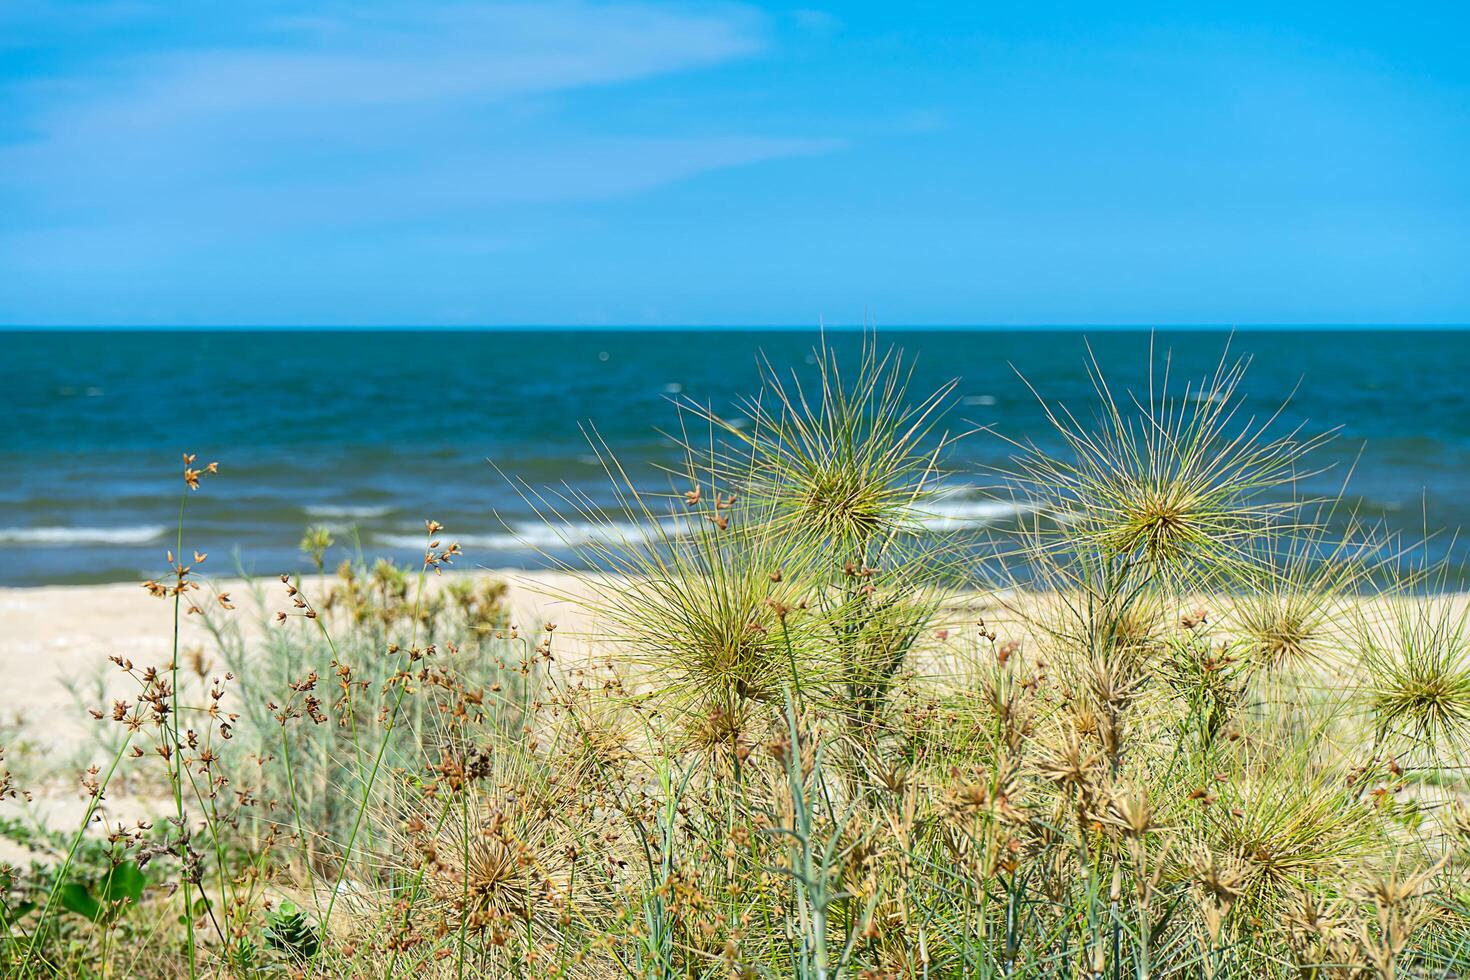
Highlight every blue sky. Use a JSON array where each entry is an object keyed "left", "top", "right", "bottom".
[{"left": 2, "top": 1, "right": 1467, "bottom": 327}]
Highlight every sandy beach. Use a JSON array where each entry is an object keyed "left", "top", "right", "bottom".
[
  {"left": 3, "top": 568, "right": 1438, "bottom": 767},
  {"left": 0, "top": 566, "right": 1008, "bottom": 810},
  {"left": 0, "top": 570, "right": 621, "bottom": 864},
  {"left": 3, "top": 571, "right": 1454, "bottom": 753},
  {"left": 0, "top": 570, "right": 608, "bottom": 752},
  {"left": 0, "top": 567, "right": 997, "bottom": 862}
]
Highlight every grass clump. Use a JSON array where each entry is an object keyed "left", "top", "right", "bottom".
[
  {"left": 1000, "top": 341, "right": 1329, "bottom": 585},
  {"left": 1359, "top": 589, "right": 1470, "bottom": 767},
  {"left": 687, "top": 338, "right": 960, "bottom": 550}
]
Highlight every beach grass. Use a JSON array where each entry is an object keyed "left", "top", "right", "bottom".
[{"left": 3, "top": 337, "right": 1470, "bottom": 978}]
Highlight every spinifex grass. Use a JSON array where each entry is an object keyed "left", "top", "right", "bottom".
[
  {"left": 1358, "top": 587, "right": 1470, "bottom": 771},
  {"left": 998, "top": 338, "right": 1333, "bottom": 588},
  {"left": 1229, "top": 510, "right": 1385, "bottom": 674},
  {"left": 677, "top": 335, "right": 964, "bottom": 555}
]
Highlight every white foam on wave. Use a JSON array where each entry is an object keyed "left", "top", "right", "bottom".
[
  {"left": 376, "top": 518, "right": 684, "bottom": 553},
  {"left": 916, "top": 496, "right": 1037, "bottom": 531},
  {"left": 304, "top": 505, "right": 392, "bottom": 519},
  {"left": 0, "top": 525, "right": 169, "bottom": 546},
  {"left": 1189, "top": 390, "right": 1227, "bottom": 405},
  {"left": 371, "top": 493, "right": 1033, "bottom": 555}
]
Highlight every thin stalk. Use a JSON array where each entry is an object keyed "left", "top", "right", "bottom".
[{"left": 19, "top": 733, "right": 135, "bottom": 978}]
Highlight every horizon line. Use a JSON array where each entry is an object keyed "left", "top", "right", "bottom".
[{"left": 5, "top": 322, "right": 1470, "bottom": 333}]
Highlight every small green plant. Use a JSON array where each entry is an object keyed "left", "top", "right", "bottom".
[
  {"left": 263, "top": 900, "right": 318, "bottom": 961},
  {"left": 299, "top": 525, "right": 335, "bottom": 573}
]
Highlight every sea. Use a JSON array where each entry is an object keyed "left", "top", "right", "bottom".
[{"left": 2, "top": 328, "right": 1468, "bottom": 587}]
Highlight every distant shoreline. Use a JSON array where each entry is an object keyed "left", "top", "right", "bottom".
[{"left": 5, "top": 323, "right": 1470, "bottom": 333}]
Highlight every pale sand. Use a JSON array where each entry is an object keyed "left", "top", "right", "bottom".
[
  {"left": 0, "top": 568, "right": 1000, "bottom": 769},
  {"left": 0, "top": 570, "right": 1446, "bottom": 855},
  {"left": 5, "top": 569, "right": 1441, "bottom": 761},
  {"left": 0, "top": 570, "right": 619, "bottom": 853},
  {"left": 0, "top": 570, "right": 610, "bottom": 749}
]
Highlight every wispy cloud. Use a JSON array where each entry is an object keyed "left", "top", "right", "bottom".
[
  {"left": 39, "top": 3, "right": 765, "bottom": 122},
  {"left": 0, "top": 2, "right": 834, "bottom": 248}
]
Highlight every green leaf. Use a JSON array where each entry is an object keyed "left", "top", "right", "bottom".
[
  {"left": 0, "top": 899, "right": 35, "bottom": 926},
  {"left": 59, "top": 881, "right": 102, "bottom": 921},
  {"left": 102, "top": 862, "right": 146, "bottom": 906}
]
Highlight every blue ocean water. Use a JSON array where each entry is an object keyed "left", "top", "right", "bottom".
[{"left": 2, "top": 328, "right": 1468, "bottom": 587}]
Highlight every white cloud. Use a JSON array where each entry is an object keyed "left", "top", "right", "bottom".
[
  {"left": 53, "top": 2, "right": 765, "bottom": 124},
  {"left": 0, "top": 2, "right": 836, "bottom": 243}
]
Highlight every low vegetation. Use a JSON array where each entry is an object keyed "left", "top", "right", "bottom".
[{"left": 2, "top": 338, "right": 1469, "bottom": 977}]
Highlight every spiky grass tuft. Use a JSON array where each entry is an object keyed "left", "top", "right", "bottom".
[
  {"left": 396, "top": 752, "right": 586, "bottom": 947},
  {"left": 1230, "top": 505, "right": 1385, "bottom": 673},
  {"left": 1000, "top": 339, "right": 1331, "bottom": 586},
  {"left": 683, "top": 335, "right": 961, "bottom": 556},
  {"left": 1360, "top": 592, "right": 1470, "bottom": 763},
  {"left": 1208, "top": 750, "right": 1389, "bottom": 922}
]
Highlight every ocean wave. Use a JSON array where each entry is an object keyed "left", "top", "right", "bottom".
[
  {"left": 0, "top": 525, "right": 169, "bottom": 546},
  {"left": 376, "top": 519, "right": 683, "bottom": 552},
  {"left": 368, "top": 496, "right": 1034, "bottom": 554},
  {"left": 917, "top": 497, "right": 1036, "bottom": 531},
  {"left": 304, "top": 505, "right": 392, "bottom": 519}
]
